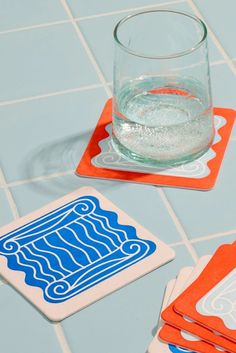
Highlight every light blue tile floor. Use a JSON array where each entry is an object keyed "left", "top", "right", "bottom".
[
  {"left": 67, "top": 0, "right": 183, "bottom": 17},
  {"left": 0, "top": 24, "right": 100, "bottom": 102},
  {"left": 62, "top": 245, "right": 194, "bottom": 353},
  {"left": 164, "top": 140, "right": 236, "bottom": 239},
  {"left": 0, "top": 189, "right": 14, "bottom": 227},
  {"left": 0, "top": 1, "right": 235, "bottom": 352},
  {"left": 0, "top": 284, "right": 64, "bottom": 353},
  {"left": 193, "top": 0, "right": 236, "bottom": 59},
  {"left": 10, "top": 174, "right": 182, "bottom": 244},
  {"left": 79, "top": 1, "right": 223, "bottom": 82},
  {"left": 0, "top": 88, "right": 106, "bottom": 183},
  {"left": 0, "top": 1, "right": 67, "bottom": 32},
  {"left": 193, "top": 233, "right": 236, "bottom": 257}
]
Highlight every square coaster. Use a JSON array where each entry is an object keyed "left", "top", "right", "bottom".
[
  {"left": 0, "top": 187, "right": 175, "bottom": 321},
  {"left": 174, "top": 242, "right": 236, "bottom": 343},
  {"left": 158, "top": 257, "right": 231, "bottom": 353},
  {"left": 76, "top": 99, "right": 235, "bottom": 190},
  {"left": 161, "top": 244, "right": 236, "bottom": 352}
]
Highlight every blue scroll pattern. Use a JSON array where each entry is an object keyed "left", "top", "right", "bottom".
[
  {"left": 168, "top": 344, "right": 195, "bottom": 353},
  {"left": 0, "top": 196, "right": 156, "bottom": 303}
]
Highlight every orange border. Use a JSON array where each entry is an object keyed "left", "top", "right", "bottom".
[
  {"left": 174, "top": 242, "right": 236, "bottom": 343},
  {"left": 76, "top": 99, "right": 235, "bottom": 190},
  {"left": 159, "top": 323, "right": 227, "bottom": 353},
  {"left": 161, "top": 243, "right": 236, "bottom": 351}
]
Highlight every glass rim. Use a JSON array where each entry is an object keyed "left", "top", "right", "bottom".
[{"left": 113, "top": 9, "right": 208, "bottom": 59}]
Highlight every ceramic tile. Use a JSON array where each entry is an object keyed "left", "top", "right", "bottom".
[
  {"left": 0, "top": 1, "right": 235, "bottom": 352},
  {"left": 0, "top": 189, "right": 14, "bottom": 227},
  {"left": 0, "top": 284, "right": 63, "bottom": 353},
  {"left": 0, "top": 1, "right": 67, "bottom": 32},
  {"left": 193, "top": 0, "right": 236, "bottom": 59},
  {"left": 0, "top": 189, "right": 14, "bottom": 284},
  {"left": 210, "top": 62, "right": 236, "bottom": 141},
  {"left": 164, "top": 140, "right": 236, "bottom": 239},
  {"left": 210, "top": 63, "right": 236, "bottom": 109},
  {"left": 10, "top": 174, "right": 182, "bottom": 244},
  {"left": 62, "top": 245, "right": 194, "bottom": 353},
  {"left": 193, "top": 234, "right": 236, "bottom": 257},
  {"left": 0, "top": 88, "right": 107, "bottom": 182},
  {"left": 0, "top": 24, "right": 99, "bottom": 102},
  {"left": 79, "top": 1, "right": 222, "bottom": 82},
  {"left": 67, "top": 0, "right": 181, "bottom": 17}
]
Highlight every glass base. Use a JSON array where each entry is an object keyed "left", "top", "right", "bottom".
[{"left": 112, "top": 134, "right": 212, "bottom": 168}]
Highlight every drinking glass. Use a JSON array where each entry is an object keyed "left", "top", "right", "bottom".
[{"left": 112, "top": 10, "right": 214, "bottom": 167}]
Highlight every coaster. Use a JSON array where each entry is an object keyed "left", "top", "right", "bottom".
[
  {"left": 148, "top": 279, "right": 178, "bottom": 353},
  {"left": 76, "top": 99, "right": 235, "bottom": 190},
  {"left": 158, "top": 257, "right": 230, "bottom": 353},
  {"left": 149, "top": 267, "right": 199, "bottom": 353},
  {"left": 161, "top": 245, "right": 236, "bottom": 352},
  {"left": 174, "top": 242, "right": 236, "bottom": 343},
  {"left": 0, "top": 187, "right": 174, "bottom": 321},
  {"left": 154, "top": 261, "right": 207, "bottom": 353}
]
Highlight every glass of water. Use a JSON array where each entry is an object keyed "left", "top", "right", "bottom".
[{"left": 112, "top": 10, "right": 214, "bottom": 167}]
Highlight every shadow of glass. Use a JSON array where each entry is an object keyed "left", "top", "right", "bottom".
[
  {"left": 21, "top": 128, "right": 123, "bottom": 197},
  {"left": 24, "top": 129, "right": 93, "bottom": 180}
]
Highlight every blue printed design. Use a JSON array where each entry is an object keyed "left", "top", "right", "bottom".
[
  {"left": 168, "top": 344, "right": 196, "bottom": 353},
  {"left": 0, "top": 196, "right": 156, "bottom": 303}
]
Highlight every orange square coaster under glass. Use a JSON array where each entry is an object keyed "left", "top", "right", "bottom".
[{"left": 76, "top": 99, "right": 235, "bottom": 190}]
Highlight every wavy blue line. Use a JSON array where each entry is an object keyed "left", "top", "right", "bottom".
[
  {"left": 7, "top": 253, "right": 48, "bottom": 290},
  {"left": 21, "top": 247, "right": 55, "bottom": 282},
  {"left": 78, "top": 218, "right": 117, "bottom": 252},
  {"left": 1, "top": 200, "right": 79, "bottom": 240},
  {"left": 86, "top": 214, "right": 123, "bottom": 246},
  {"left": 92, "top": 203, "right": 138, "bottom": 241},
  {"left": 45, "top": 239, "right": 156, "bottom": 302},
  {"left": 34, "top": 238, "right": 71, "bottom": 276},
  {"left": 70, "top": 220, "right": 112, "bottom": 255},
  {"left": 60, "top": 225, "right": 102, "bottom": 261},
  {"left": 45, "top": 233, "right": 86, "bottom": 270},
  {"left": 27, "top": 243, "right": 63, "bottom": 280}
]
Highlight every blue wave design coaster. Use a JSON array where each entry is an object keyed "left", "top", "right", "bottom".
[{"left": 0, "top": 187, "right": 175, "bottom": 321}]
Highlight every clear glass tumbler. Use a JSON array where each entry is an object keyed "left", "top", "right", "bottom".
[{"left": 112, "top": 10, "right": 214, "bottom": 167}]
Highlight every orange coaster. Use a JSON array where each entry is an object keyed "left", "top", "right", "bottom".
[
  {"left": 174, "top": 241, "right": 236, "bottom": 343},
  {"left": 76, "top": 99, "right": 235, "bottom": 190},
  {"left": 161, "top": 243, "right": 236, "bottom": 351}
]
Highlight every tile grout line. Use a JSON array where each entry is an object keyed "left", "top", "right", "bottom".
[
  {"left": 209, "top": 59, "right": 226, "bottom": 67},
  {"left": 1, "top": 159, "right": 234, "bottom": 247},
  {"left": 158, "top": 188, "right": 199, "bottom": 263},
  {"left": 76, "top": 0, "right": 185, "bottom": 21},
  {"left": 0, "top": 58, "right": 229, "bottom": 108},
  {"left": 190, "top": 229, "right": 236, "bottom": 244},
  {"left": 53, "top": 323, "right": 73, "bottom": 353},
  {"left": 0, "top": 83, "right": 104, "bottom": 107},
  {"left": 0, "top": 168, "right": 19, "bottom": 219},
  {"left": 0, "top": 0, "right": 184, "bottom": 36},
  {"left": 0, "top": 170, "right": 74, "bottom": 189},
  {"left": 187, "top": 0, "right": 236, "bottom": 75},
  {"left": 0, "top": 19, "right": 70, "bottom": 35},
  {"left": 60, "top": 0, "right": 112, "bottom": 97},
  {"left": 1, "top": 157, "right": 235, "bottom": 249},
  {"left": 46, "top": 5, "right": 94, "bottom": 353},
  {"left": 169, "top": 240, "right": 184, "bottom": 247}
]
